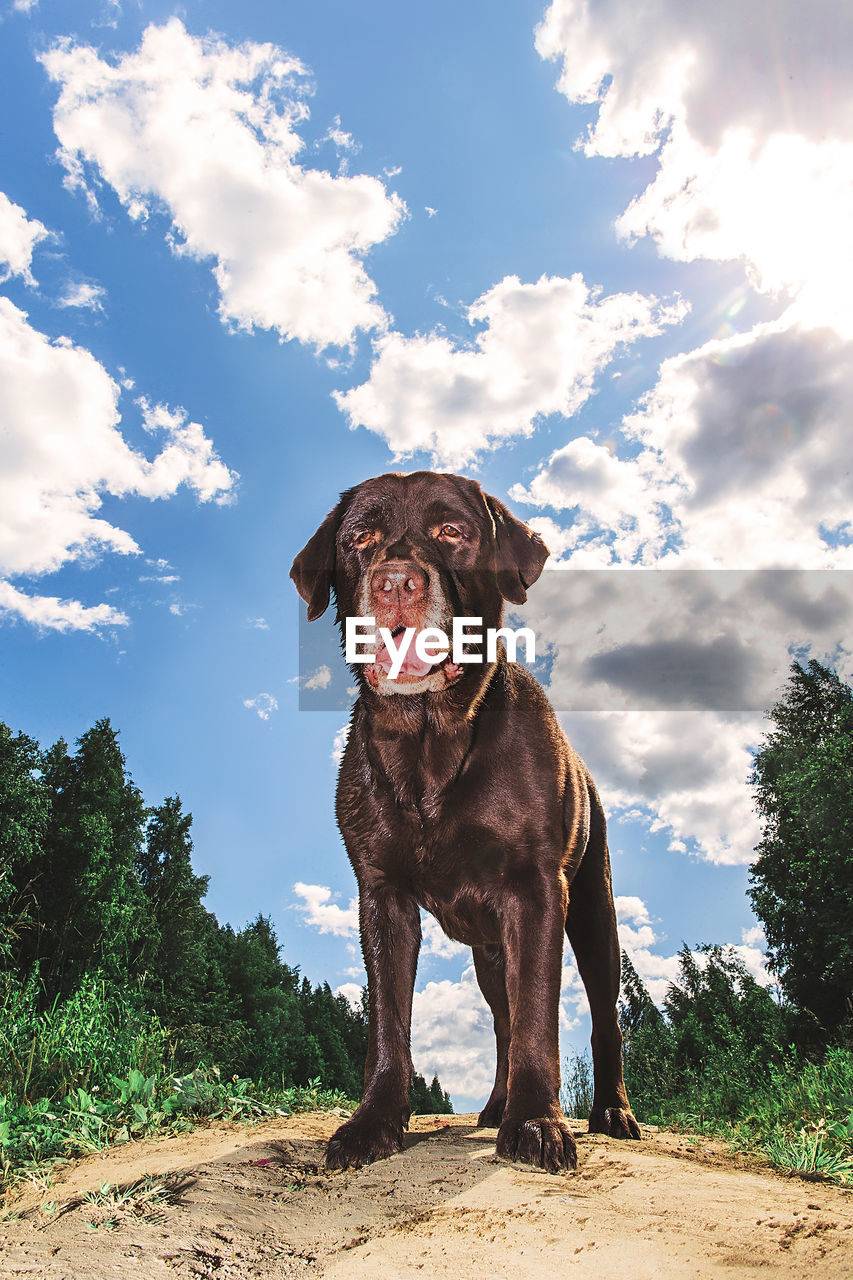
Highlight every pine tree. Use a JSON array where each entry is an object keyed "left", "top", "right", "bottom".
[
  {"left": 428, "top": 1075, "right": 453, "bottom": 1114},
  {"left": 619, "top": 946, "right": 785, "bottom": 1121},
  {"left": 750, "top": 660, "right": 853, "bottom": 1041},
  {"left": 0, "top": 724, "right": 49, "bottom": 968},
  {"left": 137, "top": 796, "right": 221, "bottom": 1021},
  {"left": 618, "top": 951, "right": 671, "bottom": 1112},
  {"left": 302, "top": 982, "right": 363, "bottom": 1098},
  {"left": 38, "top": 720, "right": 150, "bottom": 1000},
  {"left": 409, "top": 1071, "right": 431, "bottom": 1113},
  {"left": 219, "top": 916, "right": 320, "bottom": 1084}
]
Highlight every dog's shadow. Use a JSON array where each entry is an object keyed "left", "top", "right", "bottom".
[{"left": 224, "top": 1121, "right": 519, "bottom": 1203}]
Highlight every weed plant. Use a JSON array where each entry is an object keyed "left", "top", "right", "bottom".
[
  {"left": 724, "top": 1047, "right": 853, "bottom": 1182},
  {"left": 560, "top": 1048, "right": 594, "bottom": 1121},
  {"left": 0, "top": 974, "right": 355, "bottom": 1193},
  {"left": 0, "top": 971, "right": 170, "bottom": 1102},
  {"left": 562, "top": 1041, "right": 853, "bottom": 1185}
]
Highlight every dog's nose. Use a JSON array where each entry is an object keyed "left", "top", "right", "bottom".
[{"left": 371, "top": 562, "right": 427, "bottom": 605}]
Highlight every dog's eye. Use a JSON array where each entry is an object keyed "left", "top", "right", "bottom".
[
  {"left": 353, "top": 530, "right": 376, "bottom": 549},
  {"left": 439, "top": 524, "right": 463, "bottom": 540}
]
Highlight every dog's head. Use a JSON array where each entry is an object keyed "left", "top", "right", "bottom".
[{"left": 291, "top": 471, "right": 548, "bottom": 697}]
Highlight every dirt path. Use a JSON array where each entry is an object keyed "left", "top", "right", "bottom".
[{"left": 2, "top": 1113, "right": 852, "bottom": 1279}]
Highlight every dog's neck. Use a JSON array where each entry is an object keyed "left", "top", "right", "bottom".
[{"left": 357, "top": 659, "right": 502, "bottom": 820}]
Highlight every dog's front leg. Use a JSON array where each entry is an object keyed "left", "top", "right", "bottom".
[
  {"left": 325, "top": 879, "right": 421, "bottom": 1171},
  {"left": 496, "top": 871, "right": 578, "bottom": 1173}
]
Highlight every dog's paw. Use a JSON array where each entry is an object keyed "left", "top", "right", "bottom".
[
  {"left": 477, "top": 1095, "right": 507, "bottom": 1127},
  {"left": 325, "top": 1116, "right": 404, "bottom": 1171},
  {"left": 588, "top": 1105, "right": 641, "bottom": 1140},
  {"left": 496, "top": 1116, "right": 578, "bottom": 1173}
]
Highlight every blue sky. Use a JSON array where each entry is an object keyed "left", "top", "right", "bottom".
[{"left": 2, "top": 0, "right": 852, "bottom": 1111}]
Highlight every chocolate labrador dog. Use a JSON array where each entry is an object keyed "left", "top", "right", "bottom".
[{"left": 291, "top": 470, "right": 639, "bottom": 1173}]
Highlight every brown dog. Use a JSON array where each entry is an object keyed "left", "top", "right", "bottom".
[{"left": 291, "top": 470, "right": 639, "bottom": 1173}]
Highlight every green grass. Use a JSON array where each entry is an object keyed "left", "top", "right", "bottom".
[
  {"left": 724, "top": 1047, "right": 853, "bottom": 1182},
  {"left": 613, "top": 1045, "right": 853, "bottom": 1185},
  {"left": 1, "top": 1062, "right": 355, "bottom": 1192},
  {"left": 0, "top": 971, "right": 171, "bottom": 1100},
  {"left": 0, "top": 975, "right": 355, "bottom": 1195},
  {"left": 560, "top": 1048, "right": 593, "bottom": 1120}
]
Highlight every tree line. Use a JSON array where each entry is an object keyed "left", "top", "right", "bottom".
[{"left": 0, "top": 718, "right": 451, "bottom": 1113}]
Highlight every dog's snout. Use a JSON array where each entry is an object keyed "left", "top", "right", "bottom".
[{"left": 371, "top": 561, "right": 427, "bottom": 606}]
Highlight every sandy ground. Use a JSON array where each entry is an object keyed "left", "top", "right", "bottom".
[{"left": 1, "top": 1112, "right": 852, "bottom": 1279}]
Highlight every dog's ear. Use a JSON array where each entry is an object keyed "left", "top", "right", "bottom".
[
  {"left": 486, "top": 495, "right": 549, "bottom": 605},
  {"left": 290, "top": 499, "right": 346, "bottom": 621}
]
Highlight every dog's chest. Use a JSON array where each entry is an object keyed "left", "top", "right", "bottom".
[
  {"left": 388, "top": 805, "right": 520, "bottom": 946},
  {"left": 369, "top": 729, "right": 471, "bottom": 821},
  {"left": 413, "top": 832, "right": 511, "bottom": 945}
]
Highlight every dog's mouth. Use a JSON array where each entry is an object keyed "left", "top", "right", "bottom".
[{"left": 365, "top": 622, "right": 464, "bottom": 694}]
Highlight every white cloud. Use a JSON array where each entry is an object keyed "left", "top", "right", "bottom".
[
  {"left": 0, "top": 297, "right": 236, "bottom": 630},
  {"left": 511, "top": 431, "right": 671, "bottom": 565},
  {"left": 0, "top": 301, "right": 127, "bottom": 578},
  {"left": 0, "top": 579, "right": 127, "bottom": 632},
  {"left": 623, "top": 323, "right": 853, "bottom": 569},
  {"left": 614, "top": 896, "right": 651, "bottom": 927},
  {"left": 292, "top": 882, "right": 358, "bottom": 937},
  {"left": 334, "top": 982, "right": 364, "bottom": 1011},
  {"left": 618, "top": 130, "right": 853, "bottom": 340},
  {"left": 552, "top": 703, "right": 762, "bottom": 868},
  {"left": 413, "top": 937, "right": 589, "bottom": 1098},
  {"left": 57, "top": 280, "right": 107, "bottom": 311},
  {"left": 570, "top": 893, "right": 688, "bottom": 1011},
  {"left": 134, "top": 399, "right": 236, "bottom": 503},
  {"left": 523, "top": 516, "right": 579, "bottom": 562},
  {"left": 731, "top": 928, "right": 773, "bottom": 989},
  {"left": 526, "top": 8, "right": 853, "bottom": 572},
  {"left": 537, "top": 0, "right": 853, "bottom": 155},
  {"left": 92, "top": 0, "right": 121, "bottom": 30},
  {"left": 335, "top": 273, "right": 686, "bottom": 467},
  {"left": 243, "top": 692, "right": 278, "bottom": 721},
  {"left": 420, "top": 913, "right": 468, "bottom": 960},
  {"left": 614, "top": 894, "right": 772, "bottom": 1002},
  {"left": 516, "top": 320, "right": 853, "bottom": 570},
  {"left": 0, "top": 191, "right": 48, "bottom": 284},
  {"left": 606, "top": 708, "right": 762, "bottom": 865},
  {"left": 623, "top": 947, "right": 683, "bottom": 1007},
  {"left": 508, "top": 559, "right": 853, "bottom": 864},
  {"left": 410, "top": 964, "right": 498, "bottom": 1100},
  {"left": 331, "top": 722, "right": 349, "bottom": 765},
  {"left": 304, "top": 663, "right": 332, "bottom": 691},
  {"left": 42, "top": 20, "right": 405, "bottom": 350},
  {"left": 320, "top": 115, "right": 359, "bottom": 156},
  {"left": 536, "top": 0, "right": 853, "bottom": 337}
]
